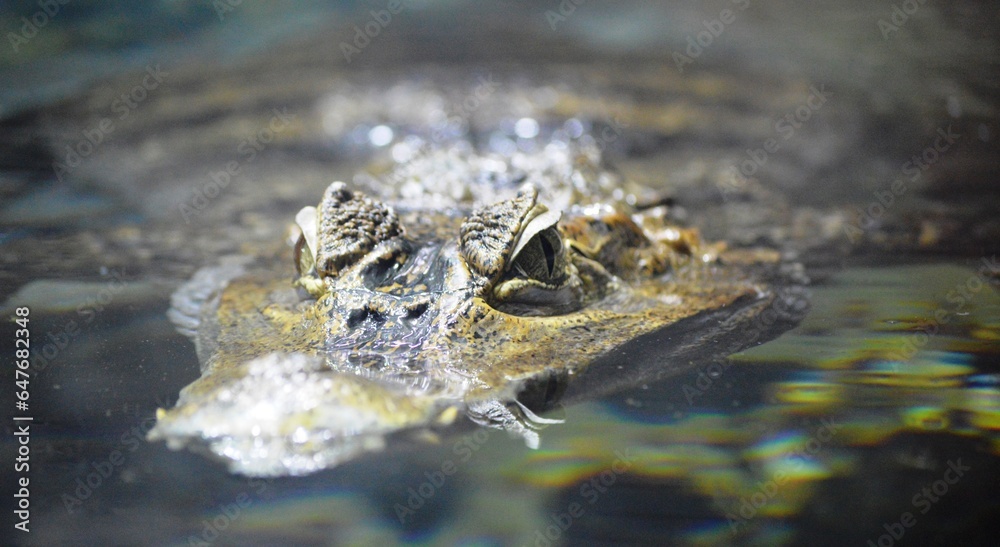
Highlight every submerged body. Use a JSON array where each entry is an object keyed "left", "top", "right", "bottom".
[{"left": 149, "top": 138, "right": 806, "bottom": 476}]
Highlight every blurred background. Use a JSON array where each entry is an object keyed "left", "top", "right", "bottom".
[{"left": 2, "top": 1, "right": 999, "bottom": 545}]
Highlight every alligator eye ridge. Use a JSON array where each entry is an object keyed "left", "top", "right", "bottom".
[
  {"left": 315, "top": 181, "right": 403, "bottom": 279},
  {"left": 459, "top": 186, "right": 539, "bottom": 281}
]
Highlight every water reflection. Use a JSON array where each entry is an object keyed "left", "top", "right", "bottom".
[{"left": 491, "top": 264, "right": 1000, "bottom": 544}]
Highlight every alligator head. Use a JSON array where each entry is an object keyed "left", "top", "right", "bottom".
[{"left": 149, "top": 142, "right": 807, "bottom": 476}]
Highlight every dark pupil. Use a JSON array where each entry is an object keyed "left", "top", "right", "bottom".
[
  {"left": 511, "top": 228, "right": 562, "bottom": 282},
  {"left": 539, "top": 231, "right": 556, "bottom": 277}
]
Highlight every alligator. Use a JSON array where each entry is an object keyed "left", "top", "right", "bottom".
[{"left": 148, "top": 137, "right": 807, "bottom": 476}]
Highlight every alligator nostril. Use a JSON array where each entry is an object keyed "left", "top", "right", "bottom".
[
  {"left": 405, "top": 302, "right": 428, "bottom": 319},
  {"left": 346, "top": 308, "right": 368, "bottom": 328},
  {"left": 346, "top": 305, "right": 386, "bottom": 328}
]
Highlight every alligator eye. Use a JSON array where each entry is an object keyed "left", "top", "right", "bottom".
[
  {"left": 508, "top": 219, "right": 564, "bottom": 284},
  {"left": 494, "top": 227, "right": 582, "bottom": 315},
  {"left": 460, "top": 186, "right": 539, "bottom": 281},
  {"left": 461, "top": 187, "right": 583, "bottom": 315},
  {"left": 293, "top": 182, "right": 405, "bottom": 298}
]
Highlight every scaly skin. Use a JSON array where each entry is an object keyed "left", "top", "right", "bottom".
[{"left": 149, "top": 140, "right": 802, "bottom": 476}]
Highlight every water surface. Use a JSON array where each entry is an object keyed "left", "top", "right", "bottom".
[{"left": 2, "top": 1, "right": 999, "bottom": 545}]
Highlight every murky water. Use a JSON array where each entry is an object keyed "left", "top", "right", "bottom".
[{"left": 2, "top": 1, "right": 999, "bottom": 546}]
